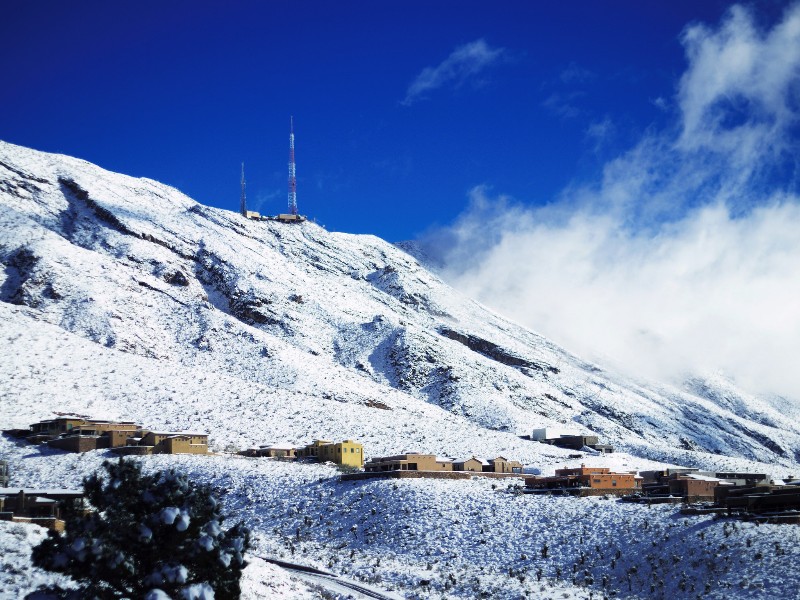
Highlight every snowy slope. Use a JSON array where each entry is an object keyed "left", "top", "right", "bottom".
[
  {"left": 3, "top": 442, "right": 799, "bottom": 600},
  {"left": 1, "top": 139, "right": 798, "bottom": 470},
  {"left": 3, "top": 140, "right": 800, "bottom": 599}
]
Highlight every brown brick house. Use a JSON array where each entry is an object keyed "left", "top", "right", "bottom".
[
  {"left": 526, "top": 465, "right": 641, "bottom": 495},
  {"left": 669, "top": 474, "right": 721, "bottom": 500},
  {"left": 0, "top": 488, "right": 85, "bottom": 532}
]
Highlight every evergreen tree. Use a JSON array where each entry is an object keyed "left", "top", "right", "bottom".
[{"left": 31, "top": 458, "right": 249, "bottom": 599}]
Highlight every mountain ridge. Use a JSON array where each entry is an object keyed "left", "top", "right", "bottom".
[{"left": 1, "top": 139, "right": 797, "bottom": 472}]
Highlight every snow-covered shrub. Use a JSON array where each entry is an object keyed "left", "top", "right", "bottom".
[{"left": 30, "top": 458, "right": 250, "bottom": 599}]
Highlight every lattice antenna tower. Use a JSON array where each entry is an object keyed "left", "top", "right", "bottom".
[
  {"left": 288, "top": 116, "right": 298, "bottom": 215},
  {"left": 240, "top": 162, "right": 246, "bottom": 216}
]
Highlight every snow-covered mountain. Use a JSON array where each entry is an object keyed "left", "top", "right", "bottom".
[
  {"left": 1, "top": 139, "right": 798, "bottom": 471},
  {"left": 5, "top": 141, "right": 800, "bottom": 599}
]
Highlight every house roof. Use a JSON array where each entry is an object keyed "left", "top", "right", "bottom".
[
  {"left": 147, "top": 431, "right": 208, "bottom": 437},
  {"left": 455, "top": 457, "right": 489, "bottom": 465},
  {"left": 261, "top": 443, "right": 297, "bottom": 450},
  {"left": 685, "top": 474, "right": 723, "bottom": 482},
  {"left": 0, "top": 488, "right": 83, "bottom": 496}
]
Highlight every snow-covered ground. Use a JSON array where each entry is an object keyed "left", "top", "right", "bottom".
[
  {"left": 2, "top": 140, "right": 800, "bottom": 598},
  {"left": 4, "top": 442, "right": 800, "bottom": 599}
]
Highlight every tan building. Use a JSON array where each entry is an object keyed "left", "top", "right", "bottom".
[
  {"left": 365, "top": 453, "right": 454, "bottom": 473},
  {"left": 114, "top": 431, "right": 209, "bottom": 455},
  {"left": 298, "top": 440, "right": 364, "bottom": 468},
  {"left": 240, "top": 443, "right": 298, "bottom": 458},
  {"left": 668, "top": 474, "right": 721, "bottom": 500},
  {"left": 453, "top": 457, "right": 487, "bottom": 472},
  {"left": 47, "top": 425, "right": 141, "bottom": 453},
  {"left": 140, "top": 431, "right": 209, "bottom": 455},
  {"left": 28, "top": 417, "right": 139, "bottom": 444},
  {"left": 485, "top": 456, "right": 523, "bottom": 474}
]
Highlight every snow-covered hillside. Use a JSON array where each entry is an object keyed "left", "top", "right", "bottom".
[
  {"left": 1, "top": 140, "right": 798, "bottom": 470},
  {"left": 3, "top": 140, "right": 800, "bottom": 598}
]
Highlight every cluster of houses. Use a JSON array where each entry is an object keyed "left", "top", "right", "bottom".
[
  {"left": 7, "top": 415, "right": 800, "bottom": 527},
  {"left": 240, "top": 439, "right": 365, "bottom": 469},
  {"left": 241, "top": 441, "right": 526, "bottom": 479},
  {"left": 6, "top": 416, "right": 209, "bottom": 455},
  {"left": 639, "top": 468, "right": 771, "bottom": 501},
  {"left": 364, "top": 453, "right": 523, "bottom": 475}
]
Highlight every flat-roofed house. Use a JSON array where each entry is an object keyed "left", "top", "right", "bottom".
[
  {"left": 669, "top": 474, "right": 722, "bottom": 500},
  {"left": 453, "top": 457, "right": 487, "bottom": 472},
  {"left": 531, "top": 427, "right": 579, "bottom": 442},
  {"left": 526, "top": 464, "right": 641, "bottom": 495},
  {"left": 254, "top": 443, "right": 298, "bottom": 458},
  {"left": 298, "top": 440, "right": 364, "bottom": 468},
  {"left": 296, "top": 440, "right": 332, "bottom": 460},
  {"left": 0, "top": 487, "right": 85, "bottom": 532},
  {"left": 484, "top": 456, "right": 524, "bottom": 474},
  {"left": 141, "top": 431, "right": 209, "bottom": 455},
  {"left": 364, "top": 453, "right": 454, "bottom": 473},
  {"left": 114, "top": 431, "right": 209, "bottom": 455}
]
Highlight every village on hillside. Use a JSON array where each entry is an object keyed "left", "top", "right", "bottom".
[{"left": 4, "top": 414, "right": 800, "bottom": 534}]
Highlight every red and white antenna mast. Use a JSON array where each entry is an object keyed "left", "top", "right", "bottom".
[{"left": 288, "top": 116, "right": 298, "bottom": 215}]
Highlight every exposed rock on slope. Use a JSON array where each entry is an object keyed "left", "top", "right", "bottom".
[{"left": 1, "top": 140, "right": 798, "bottom": 469}]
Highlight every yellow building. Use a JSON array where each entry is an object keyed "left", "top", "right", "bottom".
[{"left": 299, "top": 439, "right": 364, "bottom": 468}]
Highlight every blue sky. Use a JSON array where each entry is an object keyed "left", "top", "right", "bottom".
[
  {"left": 4, "top": 1, "right": 799, "bottom": 399},
  {"left": 0, "top": 0, "right": 766, "bottom": 241}
]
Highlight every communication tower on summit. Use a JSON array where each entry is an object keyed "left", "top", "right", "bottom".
[
  {"left": 288, "top": 116, "right": 298, "bottom": 215},
  {"left": 240, "top": 162, "right": 246, "bottom": 217}
]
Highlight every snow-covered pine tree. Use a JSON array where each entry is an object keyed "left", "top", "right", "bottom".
[{"left": 31, "top": 458, "right": 250, "bottom": 599}]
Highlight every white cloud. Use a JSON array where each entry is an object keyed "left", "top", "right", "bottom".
[
  {"left": 585, "top": 116, "right": 616, "bottom": 152},
  {"left": 422, "top": 3, "right": 800, "bottom": 400},
  {"left": 542, "top": 91, "right": 585, "bottom": 119},
  {"left": 560, "top": 62, "right": 595, "bottom": 84},
  {"left": 402, "top": 39, "right": 505, "bottom": 106}
]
